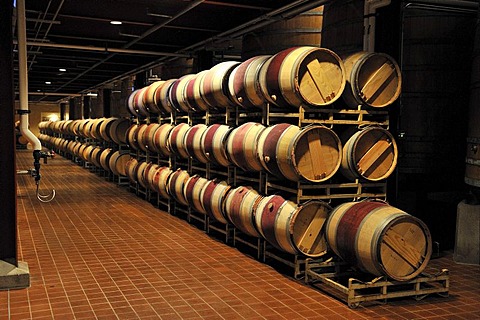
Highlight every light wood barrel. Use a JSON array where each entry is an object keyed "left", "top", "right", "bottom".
[
  {"left": 185, "top": 70, "right": 210, "bottom": 112},
  {"left": 82, "top": 145, "right": 95, "bottom": 162},
  {"left": 125, "top": 157, "right": 139, "bottom": 183},
  {"left": 89, "top": 146, "right": 103, "bottom": 167},
  {"left": 127, "top": 89, "right": 142, "bottom": 117},
  {"left": 340, "top": 127, "right": 397, "bottom": 181},
  {"left": 99, "top": 148, "right": 114, "bottom": 171},
  {"left": 144, "top": 163, "right": 160, "bottom": 190},
  {"left": 260, "top": 46, "right": 346, "bottom": 108},
  {"left": 255, "top": 196, "right": 331, "bottom": 257},
  {"left": 98, "top": 117, "right": 117, "bottom": 142},
  {"left": 154, "top": 79, "right": 177, "bottom": 114},
  {"left": 184, "top": 175, "right": 209, "bottom": 215},
  {"left": 199, "top": 179, "right": 231, "bottom": 224},
  {"left": 226, "top": 122, "right": 265, "bottom": 172},
  {"left": 125, "top": 124, "right": 140, "bottom": 150},
  {"left": 325, "top": 201, "right": 432, "bottom": 281},
  {"left": 81, "top": 119, "right": 95, "bottom": 139},
  {"left": 276, "top": 125, "right": 342, "bottom": 182},
  {"left": 169, "top": 74, "right": 196, "bottom": 112},
  {"left": 342, "top": 51, "right": 402, "bottom": 108},
  {"left": 134, "top": 86, "right": 150, "bottom": 117},
  {"left": 90, "top": 118, "right": 105, "bottom": 140},
  {"left": 224, "top": 186, "right": 263, "bottom": 237},
  {"left": 257, "top": 123, "right": 297, "bottom": 177},
  {"left": 153, "top": 123, "right": 174, "bottom": 157},
  {"left": 228, "top": 55, "right": 271, "bottom": 109},
  {"left": 144, "top": 123, "right": 161, "bottom": 152},
  {"left": 201, "top": 61, "right": 240, "bottom": 108},
  {"left": 108, "top": 118, "right": 130, "bottom": 145},
  {"left": 135, "top": 161, "right": 149, "bottom": 188},
  {"left": 153, "top": 166, "right": 173, "bottom": 199},
  {"left": 108, "top": 151, "right": 130, "bottom": 176},
  {"left": 168, "top": 123, "right": 191, "bottom": 159},
  {"left": 135, "top": 123, "right": 150, "bottom": 153},
  {"left": 143, "top": 81, "right": 166, "bottom": 114},
  {"left": 184, "top": 124, "right": 209, "bottom": 163},
  {"left": 201, "top": 124, "right": 232, "bottom": 166},
  {"left": 168, "top": 169, "right": 190, "bottom": 206}
]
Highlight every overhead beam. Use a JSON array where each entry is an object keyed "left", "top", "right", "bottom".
[{"left": 14, "top": 40, "right": 190, "bottom": 58}]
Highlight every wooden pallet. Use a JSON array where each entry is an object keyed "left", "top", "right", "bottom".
[
  {"left": 263, "top": 245, "right": 309, "bottom": 279},
  {"left": 305, "top": 259, "right": 449, "bottom": 308}
]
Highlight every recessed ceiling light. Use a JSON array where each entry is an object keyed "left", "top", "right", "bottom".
[
  {"left": 45, "top": 81, "right": 51, "bottom": 84},
  {"left": 110, "top": 20, "right": 122, "bottom": 25},
  {"left": 59, "top": 68, "right": 66, "bottom": 72}
]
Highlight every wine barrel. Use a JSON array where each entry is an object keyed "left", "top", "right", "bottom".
[
  {"left": 108, "top": 151, "right": 130, "bottom": 176},
  {"left": 184, "top": 124, "right": 209, "bottom": 163},
  {"left": 135, "top": 123, "right": 150, "bottom": 153},
  {"left": 255, "top": 196, "right": 331, "bottom": 257},
  {"left": 143, "top": 80, "right": 166, "bottom": 114},
  {"left": 127, "top": 89, "right": 142, "bottom": 117},
  {"left": 185, "top": 70, "right": 210, "bottom": 112},
  {"left": 259, "top": 46, "right": 346, "bottom": 108},
  {"left": 201, "top": 124, "right": 232, "bottom": 167},
  {"left": 266, "top": 125, "right": 342, "bottom": 182},
  {"left": 144, "top": 163, "right": 160, "bottom": 191},
  {"left": 224, "top": 186, "right": 263, "bottom": 237},
  {"left": 154, "top": 79, "right": 177, "bottom": 114},
  {"left": 257, "top": 123, "right": 298, "bottom": 178},
  {"left": 184, "top": 175, "right": 209, "bottom": 215},
  {"left": 89, "top": 146, "right": 103, "bottom": 168},
  {"left": 340, "top": 127, "right": 398, "bottom": 181},
  {"left": 201, "top": 61, "right": 240, "bottom": 108},
  {"left": 152, "top": 123, "right": 174, "bottom": 157},
  {"left": 99, "top": 148, "right": 114, "bottom": 171},
  {"left": 90, "top": 118, "right": 105, "bottom": 140},
  {"left": 135, "top": 161, "right": 149, "bottom": 188},
  {"left": 325, "top": 200, "right": 432, "bottom": 281},
  {"left": 199, "top": 179, "right": 231, "bottom": 224},
  {"left": 98, "top": 117, "right": 117, "bottom": 142},
  {"left": 143, "top": 123, "right": 160, "bottom": 152},
  {"left": 169, "top": 74, "right": 196, "bottom": 113},
  {"left": 228, "top": 55, "right": 271, "bottom": 109},
  {"left": 125, "top": 124, "right": 140, "bottom": 150},
  {"left": 82, "top": 145, "right": 95, "bottom": 162},
  {"left": 108, "top": 118, "right": 130, "bottom": 145},
  {"left": 153, "top": 166, "right": 173, "bottom": 199},
  {"left": 168, "top": 123, "right": 191, "bottom": 159},
  {"left": 134, "top": 86, "right": 150, "bottom": 117},
  {"left": 125, "top": 157, "right": 139, "bottom": 183},
  {"left": 168, "top": 169, "right": 190, "bottom": 206},
  {"left": 226, "top": 122, "right": 265, "bottom": 172},
  {"left": 342, "top": 51, "right": 402, "bottom": 108}
]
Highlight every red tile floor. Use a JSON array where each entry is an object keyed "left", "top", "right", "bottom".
[{"left": 1, "top": 150, "right": 479, "bottom": 319}]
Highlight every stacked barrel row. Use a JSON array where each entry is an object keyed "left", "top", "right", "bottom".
[
  {"left": 38, "top": 134, "right": 131, "bottom": 178},
  {"left": 123, "top": 121, "right": 398, "bottom": 183},
  {"left": 120, "top": 155, "right": 431, "bottom": 282},
  {"left": 126, "top": 46, "right": 402, "bottom": 117}
]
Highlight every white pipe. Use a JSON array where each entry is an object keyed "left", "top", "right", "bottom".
[
  {"left": 363, "top": 0, "right": 392, "bottom": 52},
  {"left": 17, "top": 0, "right": 42, "bottom": 151}
]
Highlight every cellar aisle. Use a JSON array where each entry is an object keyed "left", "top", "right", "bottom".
[{"left": 1, "top": 150, "right": 479, "bottom": 320}]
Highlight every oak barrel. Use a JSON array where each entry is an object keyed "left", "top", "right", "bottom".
[
  {"left": 342, "top": 51, "right": 402, "bottom": 108},
  {"left": 99, "top": 148, "right": 114, "bottom": 171},
  {"left": 144, "top": 163, "right": 160, "bottom": 191},
  {"left": 168, "top": 169, "right": 190, "bottom": 206},
  {"left": 135, "top": 124, "right": 149, "bottom": 153},
  {"left": 125, "top": 157, "right": 139, "bottom": 183},
  {"left": 275, "top": 125, "right": 342, "bottom": 182},
  {"left": 226, "top": 122, "right": 265, "bottom": 172},
  {"left": 325, "top": 201, "right": 432, "bottom": 281},
  {"left": 125, "top": 124, "right": 140, "bottom": 150},
  {"left": 200, "top": 124, "right": 232, "bottom": 166},
  {"left": 184, "top": 124, "right": 209, "bottom": 163},
  {"left": 255, "top": 196, "right": 331, "bottom": 257},
  {"left": 108, "top": 151, "right": 130, "bottom": 176},
  {"left": 143, "top": 80, "right": 165, "bottom": 114},
  {"left": 184, "top": 70, "right": 210, "bottom": 112},
  {"left": 199, "top": 179, "right": 231, "bottom": 224},
  {"left": 152, "top": 123, "right": 174, "bottom": 157},
  {"left": 168, "top": 123, "right": 190, "bottom": 159},
  {"left": 184, "top": 175, "right": 209, "bottom": 215},
  {"left": 154, "top": 78, "right": 177, "bottom": 114},
  {"left": 340, "top": 127, "right": 398, "bottom": 181},
  {"left": 98, "top": 117, "right": 117, "bottom": 142},
  {"left": 153, "top": 166, "right": 173, "bottom": 199},
  {"left": 259, "top": 46, "right": 346, "bottom": 108},
  {"left": 201, "top": 61, "right": 240, "bottom": 108},
  {"left": 108, "top": 118, "right": 130, "bottom": 145},
  {"left": 169, "top": 74, "right": 196, "bottom": 113},
  {"left": 224, "top": 186, "right": 262, "bottom": 238}
]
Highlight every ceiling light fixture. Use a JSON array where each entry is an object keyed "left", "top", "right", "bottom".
[
  {"left": 110, "top": 20, "right": 122, "bottom": 25},
  {"left": 45, "top": 81, "right": 51, "bottom": 84},
  {"left": 86, "top": 92, "right": 98, "bottom": 97},
  {"left": 59, "top": 68, "right": 67, "bottom": 72}
]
